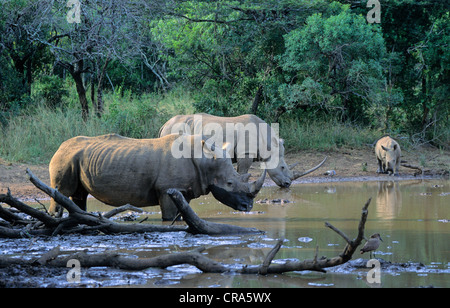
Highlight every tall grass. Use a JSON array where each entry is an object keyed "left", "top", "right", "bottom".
[
  {"left": 1, "top": 107, "right": 107, "bottom": 163},
  {"left": 1, "top": 82, "right": 386, "bottom": 163},
  {"left": 280, "top": 118, "right": 380, "bottom": 152},
  {"left": 0, "top": 87, "right": 195, "bottom": 163}
]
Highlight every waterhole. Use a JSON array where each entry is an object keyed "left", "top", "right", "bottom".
[{"left": 2, "top": 179, "right": 448, "bottom": 288}]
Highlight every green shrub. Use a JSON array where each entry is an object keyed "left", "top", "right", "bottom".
[{"left": 33, "top": 75, "right": 68, "bottom": 108}]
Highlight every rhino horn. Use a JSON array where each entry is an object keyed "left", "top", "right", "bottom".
[
  {"left": 249, "top": 169, "right": 266, "bottom": 197},
  {"left": 291, "top": 156, "right": 327, "bottom": 180}
]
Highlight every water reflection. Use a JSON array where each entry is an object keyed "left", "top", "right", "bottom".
[{"left": 376, "top": 181, "right": 402, "bottom": 221}]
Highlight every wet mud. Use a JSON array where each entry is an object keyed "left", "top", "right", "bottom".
[
  {"left": 1, "top": 178, "right": 449, "bottom": 288},
  {"left": 1, "top": 231, "right": 448, "bottom": 288}
]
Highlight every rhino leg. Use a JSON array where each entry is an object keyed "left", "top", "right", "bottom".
[
  {"left": 159, "top": 193, "right": 180, "bottom": 221},
  {"left": 376, "top": 158, "right": 384, "bottom": 174},
  {"left": 48, "top": 180, "right": 88, "bottom": 214},
  {"left": 394, "top": 160, "right": 400, "bottom": 176},
  {"left": 71, "top": 185, "right": 89, "bottom": 211}
]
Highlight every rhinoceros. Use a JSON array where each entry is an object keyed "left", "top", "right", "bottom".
[
  {"left": 48, "top": 133, "right": 266, "bottom": 221},
  {"left": 375, "top": 136, "right": 401, "bottom": 176},
  {"left": 159, "top": 113, "right": 326, "bottom": 188}
]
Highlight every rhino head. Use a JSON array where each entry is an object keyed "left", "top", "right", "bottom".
[
  {"left": 381, "top": 144, "right": 398, "bottom": 175},
  {"left": 200, "top": 140, "right": 266, "bottom": 212},
  {"left": 265, "top": 139, "right": 327, "bottom": 188}
]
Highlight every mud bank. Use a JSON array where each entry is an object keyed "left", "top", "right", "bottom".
[{"left": 1, "top": 231, "right": 448, "bottom": 288}]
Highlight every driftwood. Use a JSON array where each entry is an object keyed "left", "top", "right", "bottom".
[
  {"left": 0, "top": 169, "right": 261, "bottom": 238},
  {"left": 401, "top": 163, "right": 449, "bottom": 177},
  {"left": 166, "top": 188, "right": 261, "bottom": 235},
  {"left": 0, "top": 194, "right": 373, "bottom": 275},
  {"left": 401, "top": 163, "right": 423, "bottom": 176},
  {"left": 0, "top": 168, "right": 373, "bottom": 276}
]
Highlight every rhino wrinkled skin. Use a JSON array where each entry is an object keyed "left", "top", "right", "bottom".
[{"left": 49, "top": 134, "right": 265, "bottom": 221}]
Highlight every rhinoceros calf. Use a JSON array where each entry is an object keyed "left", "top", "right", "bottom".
[
  {"left": 375, "top": 136, "right": 401, "bottom": 176},
  {"left": 49, "top": 134, "right": 265, "bottom": 221},
  {"left": 159, "top": 113, "right": 326, "bottom": 188}
]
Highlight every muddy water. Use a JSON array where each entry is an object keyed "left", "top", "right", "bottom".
[
  {"left": 84, "top": 179, "right": 449, "bottom": 288},
  {"left": 2, "top": 179, "right": 449, "bottom": 288}
]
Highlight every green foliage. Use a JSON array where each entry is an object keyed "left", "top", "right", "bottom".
[
  {"left": 193, "top": 79, "right": 254, "bottom": 116},
  {"left": 379, "top": 1, "right": 449, "bottom": 145},
  {"left": 0, "top": 106, "right": 108, "bottom": 163},
  {"left": 1, "top": 0, "right": 449, "bottom": 164},
  {"left": 32, "top": 75, "right": 68, "bottom": 108},
  {"left": 279, "top": 117, "right": 379, "bottom": 152},
  {"left": 281, "top": 6, "right": 387, "bottom": 121},
  {"left": 0, "top": 58, "right": 28, "bottom": 112}
]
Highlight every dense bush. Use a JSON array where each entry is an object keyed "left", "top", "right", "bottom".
[{"left": 0, "top": 0, "right": 448, "bottom": 164}]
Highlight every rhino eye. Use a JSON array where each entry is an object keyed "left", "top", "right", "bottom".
[{"left": 227, "top": 180, "right": 233, "bottom": 187}]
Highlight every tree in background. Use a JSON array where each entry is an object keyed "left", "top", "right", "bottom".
[
  {"left": 279, "top": 4, "right": 387, "bottom": 122},
  {"left": 0, "top": 0, "right": 57, "bottom": 110},
  {"left": 0, "top": 0, "right": 447, "bottom": 147}
]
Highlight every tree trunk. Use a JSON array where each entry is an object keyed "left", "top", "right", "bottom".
[
  {"left": 65, "top": 58, "right": 89, "bottom": 121},
  {"left": 96, "top": 57, "right": 110, "bottom": 118},
  {"left": 72, "top": 71, "right": 89, "bottom": 121},
  {"left": 91, "top": 76, "right": 97, "bottom": 116},
  {"left": 251, "top": 85, "right": 263, "bottom": 114}
]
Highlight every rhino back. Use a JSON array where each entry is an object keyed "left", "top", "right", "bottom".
[
  {"left": 51, "top": 134, "right": 199, "bottom": 207},
  {"left": 161, "top": 114, "right": 278, "bottom": 157}
]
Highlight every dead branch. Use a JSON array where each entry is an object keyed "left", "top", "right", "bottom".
[
  {"left": 166, "top": 188, "right": 262, "bottom": 235},
  {"left": 0, "top": 169, "right": 261, "bottom": 238},
  {"left": 259, "top": 239, "right": 283, "bottom": 275},
  {"left": 0, "top": 198, "right": 372, "bottom": 276},
  {"left": 102, "top": 204, "right": 144, "bottom": 219},
  {"left": 0, "top": 188, "right": 59, "bottom": 227},
  {"left": 401, "top": 163, "right": 423, "bottom": 176},
  {"left": 1, "top": 169, "right": 373, "bottom": 277}
]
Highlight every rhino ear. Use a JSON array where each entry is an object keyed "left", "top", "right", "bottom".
[
  {"left": 240, "top": 173, "right": 251, "bottom": 182},
  {"left": 381, "top": 145, "right": 388, "bottom": 151},
  {"left": 393, "top": 144, "right": 397, "bottom": 151},
  {"left": 201, "top": 140, "right": 216, "bottom": 159},
  {"left": 222, "top": 142, "right": 231, "bottom": 152}
]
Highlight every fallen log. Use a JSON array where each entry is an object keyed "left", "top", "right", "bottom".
[
  {"left": 0, "top": 169, "right": 262, "bottom": 237},
  {"left": 0, "top": 198, "right": 373, "bottom": 276},
  {"left": 167, "top": 188, "right": 262, "bottom": 235},
  {"left": 401, "top": 163, "right": 423, "bottom": 176},
  {"left": 1, "top": 169, "right": 373, "bottom": 277}
]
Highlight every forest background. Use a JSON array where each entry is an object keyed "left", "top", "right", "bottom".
[{"left": 0, "top": 0, "right": 448, "bottom": 164}]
